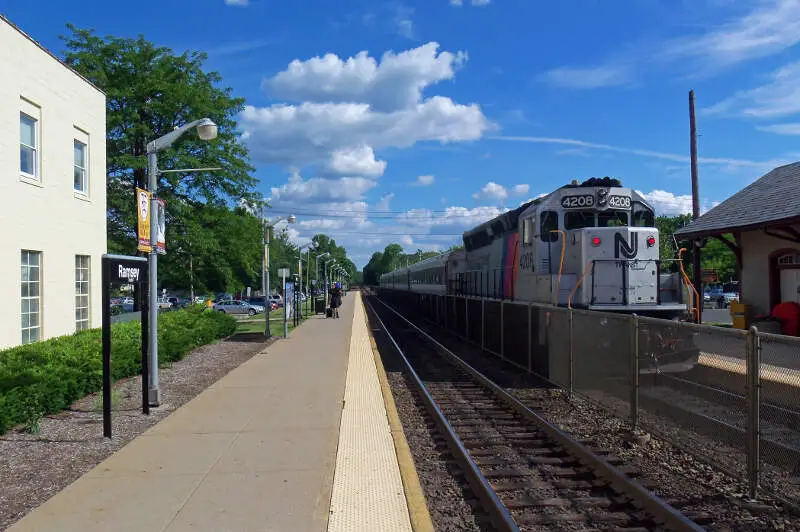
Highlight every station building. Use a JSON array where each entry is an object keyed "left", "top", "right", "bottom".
[
  {"left": 675, "top": 161, "right": 800, "bottom": 322},
  {"left": 0, "top": 15, "right": 106, "bottom": 349}
]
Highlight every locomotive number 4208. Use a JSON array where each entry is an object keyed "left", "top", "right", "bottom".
[
  {"left": 561, "top": 195, "right": 594, "bottom": 208},
  {"left": 608, "top": 195, "right": 631, "bottom": 209}
]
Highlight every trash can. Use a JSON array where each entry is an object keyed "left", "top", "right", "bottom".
[
  {"left": 772, "top": 302, "right": 800, "bottom": 336},
  {"left": 730, "top": 302, "right": 750, "bottom": 330},
  {"left": 314, "top": 297, "right": 326, "bottom": 314}
]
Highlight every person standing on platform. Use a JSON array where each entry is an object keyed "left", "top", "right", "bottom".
[{"left": 329, "top": 282, "right": 342, "bottom": 318}]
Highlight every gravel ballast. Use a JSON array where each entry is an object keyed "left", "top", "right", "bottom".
[
  {"left": 367, "top": 295, "right": 800, "bottom": 531},
  {"left": 366, "top": 303, "right": 492, "bottom": 532},
  {"left": 0, "top": 333, "right": 271, "bottom": 531}
]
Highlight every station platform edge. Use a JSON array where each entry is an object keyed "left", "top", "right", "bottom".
[{"left": 7, "top": 290, "right": 430, "bottom": 532}]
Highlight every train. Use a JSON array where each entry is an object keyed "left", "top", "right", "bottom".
[{"left": 379, "top": 177, "right": 700, "bottom": 374}]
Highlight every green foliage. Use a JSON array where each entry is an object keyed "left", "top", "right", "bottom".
[
  {"left": 0, "top": 308, "right": 235, "bottom": 434},
  {"left": 60, "top": 25, "right": 261, "bottom": 294},
  {"left": 362, "top": 245, "right": 443, "bottom": 285},
  {"left": 656, "top": 214, "right": 738, "bottom": 282}
]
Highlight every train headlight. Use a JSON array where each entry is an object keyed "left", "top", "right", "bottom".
[
  {"left": 647, "top": 236, "right": 656, "bottom": 247},
  {"left": 591, "top": 236, "right": 601, "bottom": 246}
]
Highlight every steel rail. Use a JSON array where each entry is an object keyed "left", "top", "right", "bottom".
[
  {"left": 364, "top": 298, "right": 520, "bottom": 532},
  {"left": 373, "top": 295, "right": 704, "bottom": 532}
]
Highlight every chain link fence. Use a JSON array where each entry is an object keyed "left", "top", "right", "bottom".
[{"left": 407, "top": 289, "right": 800, "bottom": 503}]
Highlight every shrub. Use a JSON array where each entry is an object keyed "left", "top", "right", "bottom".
[{"left": 0, "top": 308, "right": 236, "bottom": 434}]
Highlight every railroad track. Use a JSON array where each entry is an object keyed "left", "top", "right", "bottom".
[
  {"left": 366, "top": 295, "right": 705, "bottom": 532},
  {"left": 638, "top": 374, "right": 800, "bottom": 472}
]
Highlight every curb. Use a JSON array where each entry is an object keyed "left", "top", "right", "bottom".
[{"left": 363, "top": 298, "right": 435, "bottom": 532}]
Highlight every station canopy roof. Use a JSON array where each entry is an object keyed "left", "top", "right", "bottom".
[{"left": 674, "top": 161, "right": 800, "bottom": 240}]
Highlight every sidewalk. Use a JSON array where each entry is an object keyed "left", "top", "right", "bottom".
[{"left": 9, "top": 295, "right": 354, "bottom": 531}]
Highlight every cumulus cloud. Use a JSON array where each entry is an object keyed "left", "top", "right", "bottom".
[
  {"left": 323, "top": 146, "right": 386, "bottom": 178},
  {"left": 512, "top": 184, "right": 530, "bottom": 195},
  {"left": 270, "top": 171, "right": 377, "bottom": 203},
  {"left": 472, "top": 181, "right": 508, "bottom": 204},
  {"left": 241, "top": 97, "right": 490, "bottom": 168},
  {"left": 264, "top": 42, "right": 467, "bottom": 112},
  {"left": 416, "top": 174, "right": 435, "bottom": 186},
  {"left": 241, "top": 43, "right": 492, "bottom": 175}
]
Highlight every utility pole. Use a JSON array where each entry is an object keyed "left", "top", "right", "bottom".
[{"left": 689, "top": 90, "right": 703, "bottom": 324}]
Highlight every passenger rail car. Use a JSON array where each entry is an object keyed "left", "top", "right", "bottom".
[{"left": 379, "top": 177, "right": 699, "bottom": 374}]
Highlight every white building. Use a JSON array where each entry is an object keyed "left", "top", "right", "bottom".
[{"left": 0, "top": 15, "right": 106, "bottom": 349}]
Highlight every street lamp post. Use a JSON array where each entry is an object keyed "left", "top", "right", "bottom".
[
  {"left": 262, "top": 213, "right": 296, "bottom": 338},
  {"left": 145, "top": 117, "right": 217, "bottom": 406},
  {"left": 315, "top": 252, "right": 329, "bottom": 312}
]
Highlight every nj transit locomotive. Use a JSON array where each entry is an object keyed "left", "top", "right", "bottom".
[{"left": 379, "top": 177, "right": 699, "bottom": 374}]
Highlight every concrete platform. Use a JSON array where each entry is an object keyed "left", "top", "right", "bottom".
[{"left": 8, "top": 290, "right": 420, "bottom": 532}]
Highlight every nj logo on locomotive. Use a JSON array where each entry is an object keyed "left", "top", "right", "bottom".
[{"left": 614, "top": 233, "right": 638, "bottom": 259}]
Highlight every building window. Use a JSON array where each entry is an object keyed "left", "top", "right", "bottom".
[
  {"left": 21, "top": 250, "right": 41, "bottom": 344},
  {"left": 74, "top": 139, "right": 87, "bottom": 194},
  {"left": 75, "top": 255, "right": 90, "bottom": 331},
  {"left": 20, "top": 113, "right": 38, "bottom": 178}
]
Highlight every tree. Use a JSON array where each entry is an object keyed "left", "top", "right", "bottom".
[{"left": 61, "top": 25, "right": 259, "bottom": 293}]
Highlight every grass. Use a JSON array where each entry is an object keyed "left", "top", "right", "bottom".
[{"left": 234, "top": 299, "right": 322, "bottom": 337}]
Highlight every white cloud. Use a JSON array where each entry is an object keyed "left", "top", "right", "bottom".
[
  {"left": 487, "top": 135, "right": 786, "bottom": 171},
  {"left": 241, "top": 97, "right": 491, "bottom": 168},
  {"left": 376, "top": 193, "right": 394, "bottom": 211},
  {"left": 270, "top": 171, "right": 377, "bottom": 203},
  {"left": 541, "top": 0, "right": 800, "bottom": 88},
  {"left": 242, "top": 43, "right": 491, "bottom": 175},
  {"left": 704, "top": 60, "right": 800, "bottom": 120},
  {"left": 394, "top": 4, "right": 416, "bottom": 40},
  {"left": 224, "top": 0, "right": 248, "bottom": 5},
  {"left": 637, "top": 189, "right": 722, "bottom": 216},
  {"left": 264, "top": 42, "right": 466, "bottom": 112},
  {"left": 512, "top": 184, "right": 529, "bottom": 195},
  {"left": 757, "top": 122, "right": 800, "bottom": 134},
  {"left": 660, "top": 0, "right": 800, "bottom": 69},
  {"left": 637, "top": 190, "right": 694, "bottom": 216},
  {"left": 539, "top": 64, "right": 632, "bottom": 89},
  {"left": 472, "top": 181, "right": 508, "bottom": 204},
  {"left": 323, "top": 146, "right": 386, "bottom": 178},
  {"left": 450, "top": 0, "right": 491, "bottom": 5},
  {"left": 416, "top": 174, "right": 435, "bottom": 186}
]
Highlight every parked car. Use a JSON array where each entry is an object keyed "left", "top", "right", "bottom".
[
  {"left": 267, "top": 294, "right": 283, "bottom": 308},
  {"left": 212, "top": 299, "right": 265, "bottom": 316},
  {"left": 248, "top": 297, "right": 278, "bottom": 311}
]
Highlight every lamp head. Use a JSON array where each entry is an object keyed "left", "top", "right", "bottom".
[
  {"left": 287, "top": 215, "right": 297, "bottom": 224},
  {"left": 196, "top": 118, "right": 218, "bottom": 141}
]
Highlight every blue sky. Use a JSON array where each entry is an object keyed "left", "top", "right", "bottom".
[{"left": 6, "top": 0, "right": 800, "bottom": 266}]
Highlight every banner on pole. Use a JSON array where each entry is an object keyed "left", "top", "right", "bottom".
[
  {"left": 156, "top": 198, "right": 166, "bottom": 255},
  {"left": 136, "top": 188, "right": 151, "bottom": 252}
]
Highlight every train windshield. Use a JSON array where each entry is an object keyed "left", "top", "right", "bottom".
[
  {"left": 564, "top": 211, "right": 629, "bottom": 229},
  {"left": 632, "top": 202, "right": 655, "bottom": 227}
]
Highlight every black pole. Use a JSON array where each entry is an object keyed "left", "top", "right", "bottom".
[
  {"left": 141, "top": 260, "right": 150, "bottom": 416},
  {"left": 689, "top": 90, "right": 703, "bottom": 323},
  {"left": 101, "top": 259, "right": 112, "bottom": 439}
]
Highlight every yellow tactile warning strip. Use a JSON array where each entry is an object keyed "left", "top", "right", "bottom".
[
  {"left": 327, "top": 292, "right": 413, "bottom": 532},
  {"left": 365, "top": 298, "right": 435, "bottom": 532}
]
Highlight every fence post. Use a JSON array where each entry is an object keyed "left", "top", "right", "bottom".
[
  {"left": 465, "top": 296, "right": 470, "bottom": 341},
  {"left": 500, "top": 301, "right": 505, "bottom": 360},
  {"left": 568, "top": 309, "right": 574, "bottom": 399},
  {"left": 527, "top": 304, "right": 533, "bottom": 374},
  {"left": 746, "top": 325, "right": 761, "bottom": 500},
  {"left": 630, "top": 314, "right": 639, "bottom": 430},
  {"left": 481, "top": 298, "right": 486, "bottom": 350}
]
